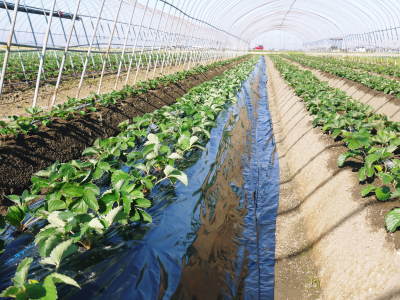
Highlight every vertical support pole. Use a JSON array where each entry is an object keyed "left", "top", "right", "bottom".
[
  {"left": 114, "top": 0, "right": 138, "bottom": 89},
  {"left": 32, "top": 0, "right": 57, "bottom": 108},
  {"left": 161, "top": 0, "right": 183, "bottom": 73},
  {"left": 0, "top": 0, "right": 20, "bottom": 96},
  {"left": 157, "top": 0, "right": 175, "bottom": 76},
  {"left": 50, "top": 0, "right": 82, "bottom": 107},
  {"left": 76, "top": 0, "right": 106, "bottom": 98},
  {"left": 146, "top": 0, "right": 167, "bottom": 79},
  {"left": 124, "top": 0, "right": 151, "bottom": 85},
  {"left": 97, "top": 0, "right": 123, "bottom": 94},
  {"left": 134, "top": 0, "right": 160, "bottom": 85}
]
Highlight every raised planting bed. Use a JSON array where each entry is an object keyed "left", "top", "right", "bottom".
[
  {"left": 0, "top": 56, "right": 249, "bottom": 206},
  {"left": 285, "top": 54, "right": 400, "bottom": 100},
  {"left": 270, "top": 55, "right": 400, "bottom": 232}
]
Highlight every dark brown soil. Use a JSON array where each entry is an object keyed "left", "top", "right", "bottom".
[{"left": 0, "top": 59, "right": 244, "bottom": 208}]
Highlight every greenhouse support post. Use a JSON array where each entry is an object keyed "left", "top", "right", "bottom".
[
  {"left": 32, "top": 0, "right": 57, "bottom": 108},
  {"left": 114, "top": 0, "right": 138, "bottom": 89},
  {"left": 76, "top": 0, "right": 106, "bottom": 98},
  {"left": 50, "top": 0, "right": 82, "bottom": 107},
  {"left": 97, "top": 0, "right": 123, "bottom": 94},
  {"left": 134, "top": 0, "right": 159, "bottom": 85},
  {"left": 145, "top": 0, "right": 167, "bottom": 80},
  {"left": 160, "top": 0, "right": 181, "bottom": 74},
  {"left": 154, "top": 0, "right": 174, "bottom": 76},
  {"left": 0, "top": 0, "right": 20, "bottom": 96},
  {"left": 124, "top": 0, "right": 150, "bottom": 86}
]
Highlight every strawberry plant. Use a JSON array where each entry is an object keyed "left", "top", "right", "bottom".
[
  {"left": 285, "top": 54, "right": 400, "bottom": 99},
  {"left": 0, "top": 55, "right": 248, "bottom": 137},
  {"left": 271, "top": 55, "right": 400, "bottom": 232}
]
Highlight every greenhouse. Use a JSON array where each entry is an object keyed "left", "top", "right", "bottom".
[{"left": 1, "top": 0, "right": 400, "bottom": 299}]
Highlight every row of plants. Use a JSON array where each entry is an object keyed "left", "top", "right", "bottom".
[
  {"left": 270, "top": 55, "right": 400, "bottom": 233},
  {"left": 0, "top": 55, "right": 247, "bottom": 137},
  {"left": 0, "top": 56, "right": 259, "bottom": 299},
  {"left": 336, "top": 56, "right": 400, "bottom": 78},
  {"left": 2, "top": 51, "right": 184, "bottom": 85},
  {"left": 284, "top": 54, "right": 400, "bottom": 99}
]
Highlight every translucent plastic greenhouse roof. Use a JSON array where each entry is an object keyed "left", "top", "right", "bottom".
[{"left": 1, "top": 0, "right": 400, "bottom": 50}]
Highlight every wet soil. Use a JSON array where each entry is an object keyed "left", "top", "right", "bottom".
[{"left": 0, "top": 59, "right": 244, "bottom": 208}]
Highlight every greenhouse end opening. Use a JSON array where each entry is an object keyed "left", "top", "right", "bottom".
[{"left": 1, "top": 1, "right": 400, "bottom": 299}]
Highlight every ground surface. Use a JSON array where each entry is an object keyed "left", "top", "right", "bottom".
[{"left": 267, "top": 56, "right": 400, "bottom": 300}]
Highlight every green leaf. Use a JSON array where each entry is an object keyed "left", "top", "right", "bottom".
[
  {"left": 12, "top": 257, "right": 33, "bottom": 287},
  {"left": 41, "top": 240, "right": 77, "bottom": 268},
  {"left": 7, "top": 195, "right": 22, "bottom": 205},
  {"left": 47, "top": 199, "right": 67, "bottom": 212},
  {"left": 163, "top": 165, "right": 175, "bottom": 177},
  {"left": 88, "top": 218, "right": 104, "bottom": 230},
  {"left": 385, "top": 208, "right": 400, "bottom": 232},
  {"left": 375, "top": 186, "right": 391, "bottom": 201},
  {"left": 379, "top": 173, "right": 394, "bottom": 185},
  {"left": 104, "top": 206, "right": 122, "bottom": 227},
  {"left": 82, "top": 185, "right": 100, "bottom": 211},
  {"left": 145, "top": 134, "right": 159, "bottom": 145},
  {"left": 62, "top": 184, "right": 84, "bottom": 198},
  {"left": 122, "top": 196, "right": 133, "bottom": 215},
  {"left": 6, "top": 206, "right": 26, "bottom": 228},
  {"left": 41, "top": 275, "right": 57, "bottom": 300},
  {"left": 139, "top": 210, "right": 152, "bottom": 223},
  {"left": 168, "top": 152, "right": 183, "bottom": 160},
  {"left": 47, "top": 212, "right": 67, "bottom": 227},
  {"left": 38, "top": 234, "right": 63, "bottom": 258},
  {"left": 0, "top": 286, "right": 20, "bottom": 298},
  {"left": 48, "top": 273, "right": 80, "bottom": 288},
  {"left": 111, "top": 170, "right": 131, "bottom": 185},
  {"left": 82, "top": 147, "right": 99, "bottom": 156},
  {"left": 361, "top": 185, "right": 376, "bottom": 197},
  {"left": 26, "top": 283, "right": 46, "bottom": 299},
  {"left": 337, "top": 152, "right": 353, "bottom": 167},
  {"left": 135, "top": 198, "right": 152, "bottom": 209}
]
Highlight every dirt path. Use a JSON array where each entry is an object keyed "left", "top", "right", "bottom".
[
  {"left": 267, "top": 56, "right": 400, "bottom": 299},
  {"left": 284, "top": 58, "right": 400, "bottom": 122}
]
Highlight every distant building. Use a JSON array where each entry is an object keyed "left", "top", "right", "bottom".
[{"left": 253, "top": 45, "right": 264, "bottom": 50}]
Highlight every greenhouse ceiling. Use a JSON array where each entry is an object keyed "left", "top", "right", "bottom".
[{"left": 1, "top": 0, "right": 400, "bottom": 51}]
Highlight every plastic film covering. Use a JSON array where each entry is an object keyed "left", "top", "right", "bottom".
[
  {"left": 0, "top": 57, "right": 280, "bottom": 299},
  {"left": 193, "top": 0, "right": 400, "bottom": 50}
]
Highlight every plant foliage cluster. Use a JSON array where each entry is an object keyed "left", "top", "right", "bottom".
[
  {"left": 285, "top": 54, "right": 400, "bottom": 99},
  {"left": 271, "top": 55, "right": 400, "bottom": 233},
  {"left": 0, "top": 56, "right": 258, "bottom": 299}
]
